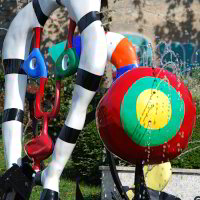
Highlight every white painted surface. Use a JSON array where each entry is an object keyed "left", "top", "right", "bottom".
[
  {"left": 65, "top": 84, "right": 95, "bottom": 130},
  {"left": 4, "top": 74, "right": 27, "bottom": 110},
  {"left": 42, "top": 138, "right": 76, "bottom": 192},
  {"left": 2, "top": 3, "right": 40, "bottom": 59},
  {"left": 2, "top": 121, "right": 23, "bottom": 169}
]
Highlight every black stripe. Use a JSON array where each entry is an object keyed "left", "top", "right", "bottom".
[
  {"left": 3, "top": 108, "right": 24, "bottom": 123},
  {"left": 59, "top": 125, "right": 80, "bottom": 144},
  {"left": 3, "top": 59, "right": 26, "bottom": 75},
  {"left": 56, "top": 0, "right": 63, "bottom": 6},
  {"left": 77, "top": 11, "right": 101, "bottom": 33},
  {"left": 40, "top": 189, "right": 59, "bottom": 200},
  {"left": 32, "top": 0, "right": 48, "bottom": 26},
  {"left": 76, "top": 68, "right": 102, "bottom": 91}
]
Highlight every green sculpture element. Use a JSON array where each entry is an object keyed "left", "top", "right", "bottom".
[
  {"left": 120, "top": 77, "right": 185, "bottom": 147},
  {"left": 48, "top": 40, "right": 79, "bottom": 79},
  {"left": 55, "top": 48, "right": 79, "bottom": 79}
]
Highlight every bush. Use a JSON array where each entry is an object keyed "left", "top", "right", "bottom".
[
  {"left": 170, "top": 70, "right": 200, "bottom": 168},
  {"left": 171, "top": 100, "right": 200, "bottom": 168}
]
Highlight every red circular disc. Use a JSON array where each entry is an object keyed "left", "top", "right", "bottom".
[{"left": 96, "top": 67, "right": 196, "bottom": 164}]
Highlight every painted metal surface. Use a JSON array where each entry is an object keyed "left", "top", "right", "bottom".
[{"left": 96, "top": 67, "right": 196, "bottom": 165}]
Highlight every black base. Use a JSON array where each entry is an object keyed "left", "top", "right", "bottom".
[
  {"left": 148, "top": 188, "right": 181, "bottom": 200},
  {"left": 0, "top": 163, "right": 35, "bottom": 200}
]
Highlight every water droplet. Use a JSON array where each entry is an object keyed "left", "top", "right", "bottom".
[
  {"left": 162, "top": 154, "right": 165, "bottom": 158},
  {"left": 163, "top": 148, "right": 166, "bottom": 152},
  {"left": 142, "top": 160, "right": 145, "bottom": 164}
]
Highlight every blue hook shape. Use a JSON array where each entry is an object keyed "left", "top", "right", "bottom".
[{"left": 22, "top": 48, "right": 48, "bottom": 78}]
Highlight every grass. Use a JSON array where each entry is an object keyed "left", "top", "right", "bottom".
[
  {"left": 0, "top": 136, "right": 101, "bottom": 200},
  {"left": 30, "top": 181, "right": 101, "bottom": 200}
]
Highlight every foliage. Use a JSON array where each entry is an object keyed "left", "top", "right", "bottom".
[
  {"left": 170, "top": 70, "right": 200, "bottom": 168},
  {"left": 171, "top": 103, "right": 200, "bottom": 168}
]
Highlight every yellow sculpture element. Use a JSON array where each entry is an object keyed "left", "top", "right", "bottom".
[
  {"left": 136, "top": 89, "right": 172, "bottom": 130},
  {"left": 144, "top": 162, "right": 172, "bottom": 191},
  {"left": 126, "top": 162, "right": 172, "bottom": 199}
]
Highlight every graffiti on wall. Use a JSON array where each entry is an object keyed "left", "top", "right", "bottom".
[
  {"left": 156, "top": 41, "right": 200, "bottom": 72},
  {"left": 124, "top": 32, "right": 200, "bottom": 73}
]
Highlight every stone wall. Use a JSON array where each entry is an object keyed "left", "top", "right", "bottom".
[
  {"left": 0, "top": 0, "right": 28, "bottom": 34},
  {"left": 0, "top": 0, "right": 29, "bottom": 60},
  {"left": 108, "top": 0, "right": 200, "bottom": 47},
  {"left": 0, "top": 0, "right": 16, "bottom": 54},
  {"left": 1, "top": 0, "right": 200, "bottom": 48},
  {"left": 0, "top": 0, "right": 17, "bottom": 34}
]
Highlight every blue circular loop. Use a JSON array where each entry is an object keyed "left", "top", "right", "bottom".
[
  {"left": 22, "top": 48, "right": 48, "bottom": 78},
  {"left": 115, "top": 64, "right": 139, "bottom": 79}
]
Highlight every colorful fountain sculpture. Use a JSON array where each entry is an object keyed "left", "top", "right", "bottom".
[
  {"left": 0, "top": 0, "right": 197, "bottom": 198},
  {"left": 96, "top": 67, "right": 196, "bottom": 165}
]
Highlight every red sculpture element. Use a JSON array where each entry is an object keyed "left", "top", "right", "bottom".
[
  {"left": 67, "top": 18, "right": 76, "bottom": 49},
  {"left": 96, "top": 67, "right": 196, "bottom": 165},
  {"left": 24, "top": 77, "right": 61, "bottom": 171},
  {"left": 33, "top": 27, "right": 43, "bottom": 49}
]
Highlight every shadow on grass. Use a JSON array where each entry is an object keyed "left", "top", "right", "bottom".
[{"left": 61, "top": 165, "right": 102, "bottom": 186}]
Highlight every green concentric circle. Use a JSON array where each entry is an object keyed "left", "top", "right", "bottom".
[{"left": 120, "top": 77, "right": 185, "bottom": 147}]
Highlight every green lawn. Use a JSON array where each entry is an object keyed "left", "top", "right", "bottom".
[
  {"left": 0, "top": 137, "right": 101, "bottom": 200},
  {"left": 30, "top": 181, "right": 101, "bottom": 200}
]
